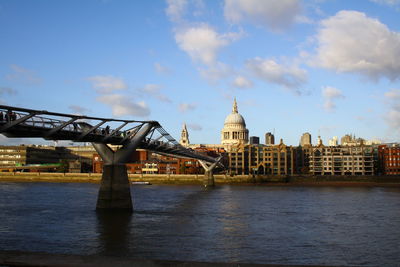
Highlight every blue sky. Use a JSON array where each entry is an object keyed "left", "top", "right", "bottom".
[{"left": 1, "top": 0, "right": 400, "bottom": 146}]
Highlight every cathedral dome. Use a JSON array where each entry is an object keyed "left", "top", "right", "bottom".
[
  {"left": 224, "top": 112, "right": 246, "bottom": 126},
  {"left": 221, "top": 98, "right": 249, "bottom": 146},
  {"left": 223, "top": 98, "right": 246, "bottom": 127}
]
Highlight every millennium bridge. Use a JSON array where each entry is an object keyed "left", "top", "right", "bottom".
[{"left": 0, "top": 105, "right": 223, "bottom": 211}]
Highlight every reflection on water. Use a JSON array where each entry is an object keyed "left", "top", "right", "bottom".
[
  {"left": 96, "top": 211, "right": 132, "bottom": 256},
  {"left": 0, "top": 182, "right": 400, "bottom": 266}
]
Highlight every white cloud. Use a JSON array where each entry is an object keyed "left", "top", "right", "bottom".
[
  {"left": 295, "top": 15, "right": 314, "bottom": 24},
  {"left": 311, "top": 10, "right": 400, "bottom": 81},
  {"left": 154, "top": 62, "right": 172, "bottom": 74},
  {"left": 384, "top": 88, "right": 400, "bottom": 100},
  {"left": 370, "top": 0, "right": 400, "bottom": 6},
  {"left": 246, "top": 57, "right": 307, "bottom": 92},
  {"left": 385, "top": 109, "right": 400, "bottom": 130},
  {"left": 199, "top": 62, "right": 233, "bottom": 83},
  {"left": 224, "top": 0, "right": 302, "bottom": 32},
  {"left": 384, "top": 89, "right": 400, "bottom": 132},
  {"left": 166, "top": 0, "right": 187, "bottom": 22},
  {"left": 69, "top": 105, "right": 90, "bottom": 115},
  {"left": 97, "top": 94, "right": 150, "bottom": 117},
  {"left": 87, "top": 75, "right": 128, "bottom": 93},
  {"left": 232, "top": 75, "right": 253, "bottom": 89},
  {"left": 192, "top": 0, "right": 205, "bottom": 16},
  {"left": 179, "top": 103, "right": 196, "bottom": 112},
  {"left": 5, "top": 64, "right": 42, "bottom": 85},
  {"left": 322, "top": 86, "right": 344, "bottom": 112},
  {"left": 166, "top": 2, "right": 243, "bottom": 84},
  {"left": 139, "top": 84, "right": 171, "bottom": 103},
  {"left": 175, "top": 24, "right": 241, "bottom": 65},
  {"left": 187, "top": 123, "right": 202, "bottom": 131}
]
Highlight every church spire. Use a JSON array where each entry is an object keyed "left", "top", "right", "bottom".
[
  {"left": 232, "top": 97, "right": 238, "bottom": 113},
  {"left": 180, "top": 123, "right": 190, "bottom": 147}
]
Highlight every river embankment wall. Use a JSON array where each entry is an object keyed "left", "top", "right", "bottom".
[{"left": 0, "top": 172, "right": 399, "bottom": 185}]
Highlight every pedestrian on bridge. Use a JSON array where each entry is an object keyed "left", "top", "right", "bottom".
[{"left": 6, "top": 110, "right": 12, "bottom": 122}]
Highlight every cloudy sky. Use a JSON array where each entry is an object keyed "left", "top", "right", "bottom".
[{"left": 0, "top": 0, "right": 400, "bottom": 146}]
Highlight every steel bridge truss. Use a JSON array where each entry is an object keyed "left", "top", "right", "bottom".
[{"left": 0, "top": 105, "right": 217, "bottom": 163}]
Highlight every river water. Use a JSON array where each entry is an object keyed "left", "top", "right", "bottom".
[{"left": 0, "top": 182, "right": 399, "bottom": 266}]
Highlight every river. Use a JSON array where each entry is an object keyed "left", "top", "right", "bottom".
[{"left": 0, "top": 182, "right": 399, "bottom": 266}]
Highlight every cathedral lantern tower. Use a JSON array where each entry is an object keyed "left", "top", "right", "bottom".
[
  {"left": 179, "top": 123, "right": 190, "bottom": 147},
  {"left": 221, "top": 98, "right": 249, "bottom": 147}
]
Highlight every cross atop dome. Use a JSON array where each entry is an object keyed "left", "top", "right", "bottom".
[{"left": 232, "top": 97, "right": 238, "bottom": 113}]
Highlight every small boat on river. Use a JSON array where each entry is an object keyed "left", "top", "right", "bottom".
[{"left": 131, "top": 181, "right": 151, "bottom": 185}]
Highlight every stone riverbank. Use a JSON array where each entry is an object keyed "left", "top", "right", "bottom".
[{"left": 0, "top": 172, "right": 399, "bottom": 186}]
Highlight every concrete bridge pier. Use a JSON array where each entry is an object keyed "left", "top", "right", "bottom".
[
  {"left": 199, "top": 156, "right": 223, "bottom": 188},
  {"left": 92, "top": 123, "right": 153, "bottom": 211}
]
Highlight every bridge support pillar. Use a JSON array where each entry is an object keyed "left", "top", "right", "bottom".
[
  {"left": 199, "top": 156, "right": 223, "bottom": 188},
  {"left": 96, "top": 164, "right": 132, "bottom": 210},
  {"left": 203, "top": 169, "right": 215, "bottom": 187},
  {"left": 92, "top": 123, "right": 153, "bottom": 211}
]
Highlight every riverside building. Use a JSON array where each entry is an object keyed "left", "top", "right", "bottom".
[
  {"left": 309, "top": 145, "right": 374, "bottom": 175},
  {"left": 0, "top": 145, "right": 94, "bottom": 172},
  {"left": 227, "top": 141, "right": 295, "bottom": 175},
  {"left": 1, "top": 98, "right": 393, "bottom": 177},
  {"left": 0, "top": 145, "right": 62, "bottom": 167},
  {"left": 378, "top": 144, "right": 400, "bottom": 175}
]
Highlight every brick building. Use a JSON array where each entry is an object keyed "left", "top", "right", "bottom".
[
  {"left": 92, "top": 149, "right": 205, "bottom": 174},
  {"left": 378, "top": 144, "right": 400, "bottom": 175}
]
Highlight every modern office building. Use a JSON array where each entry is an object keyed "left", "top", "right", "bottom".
[
  {"left": 249, "top": 136, "right": 260, "bottom": 145},
  {"left": 265, "top": 132, "right": 275, "bottom": 145},
  {"left": 300, "top": 132, "right": 312, "bottom": 146}
]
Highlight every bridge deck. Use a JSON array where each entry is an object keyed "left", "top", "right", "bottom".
[{"left": 0, "top": 105, "right": 219, "bottom": 163}]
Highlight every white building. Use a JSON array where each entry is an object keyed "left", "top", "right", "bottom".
[
  {"left": 220, "top": 98, "right": 249, "bottom": 148},
  {"left": 328, "top": 136, "right": 338, "bottom": 146}
]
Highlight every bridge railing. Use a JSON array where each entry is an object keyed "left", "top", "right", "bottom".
[
  {"left": 0, "top": 105, "right": 221, "bottom": 164},
  {"left": 0, "top": 108, "right": 70, "bottom": 130},
  {"left": 0, "top": 107, "right": 120, "bottom": 137}
]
